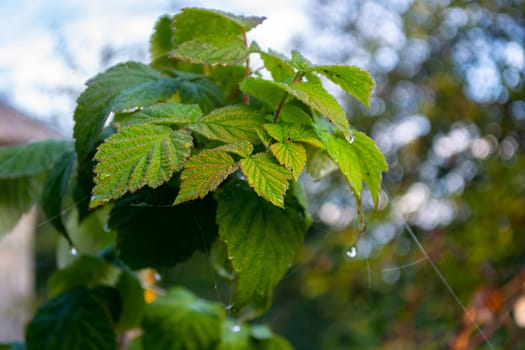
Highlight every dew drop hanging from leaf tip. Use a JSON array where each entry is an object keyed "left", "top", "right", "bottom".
[
  {"left": 345, "top": 246, "right": 358, "bottom": 259},
  {"left": 69, "top": 246, "right": 78, "bottom": 256}
]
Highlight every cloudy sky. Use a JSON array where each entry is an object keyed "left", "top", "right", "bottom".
[{"left": 0, "top": 0, "right": 309, "bottom": 135}]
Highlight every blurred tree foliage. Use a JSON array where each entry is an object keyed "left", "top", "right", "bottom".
[{"left": 262, "top": 0, "right": 525, "bottom": 349}]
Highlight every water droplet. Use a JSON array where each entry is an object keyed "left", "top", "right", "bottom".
[
  {"left": 224, "top": 304, "right": 233, "bottom": 311},
  {"left": 231, "top": 324, "right": 241, "bottom": 333},
  {"left": 154, "top": 272, "right": 162, "bottom": 282},
  {"left": 70, "top": 246, "right": 78, "bottom": 256},
  {"left": 345, "top": 246, "right": 357, "bottom": 259},
  {"left": 345, "top": 131, "right": 355, "bottom": 144},
  {"left": 103, "top": 224, "right": 111, "bottom": 233}
]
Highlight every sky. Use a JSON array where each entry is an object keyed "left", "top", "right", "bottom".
[{"left": 0, "top": 0, "right": 309, "bottom": 135}]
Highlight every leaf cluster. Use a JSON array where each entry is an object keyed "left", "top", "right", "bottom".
[{"left": 0, "top": 7, "right": 387, "bottom": 349}]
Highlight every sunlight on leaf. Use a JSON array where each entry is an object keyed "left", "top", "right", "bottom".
[
  {"left": 175, "top": 149, "right": 239, "bottom": 205},
  {"left": 113, "top": 102, "right": 202, "bottom": 129},
  {"left": 91, "top": 124, "right": 192, "bottom": 208},
  {"left": 240, "top": 153, "right": 292, "bottom": 208},
  {"left": 317, "top": 129, "right": 388, "bottom": 206},
  {"left": 73, "top": 62, "right": 179, "bottom": 161},
  {"left": 270, "top": 142, "right": 307, "bottom": 180},
  {"left": 189, "top": 105, "right": 268, "bottom": 144},
  {"left": 310, "top": 65, "right": 375, "bottom": 107}
]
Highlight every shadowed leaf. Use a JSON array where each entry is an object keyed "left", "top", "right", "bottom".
[
  {"left": 142, "top": 287, "right": 224, "bottom": 350},
  {"left": 215, "top": 180, "right": 306, "bottom": 311}
]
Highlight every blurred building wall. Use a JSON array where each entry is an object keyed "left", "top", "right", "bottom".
[{"left": 0, "top": 101, "right": 58, "bottom": 342}]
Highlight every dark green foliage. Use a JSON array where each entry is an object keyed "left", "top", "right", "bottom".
[
  {"left": 216, "top": 180, "right": 307, "bottom": 310},
  {"left": 142, "top": 288, "right": 224, "bottom": 350},
  {"left": 41, "top": 150, "right": 76, "bottom": 241},
  {"left": 25, "top": 287, "right": 121, "bottom": 350},
  {"left": 108, "top": 186, "right": 218, "bottom": 269}
]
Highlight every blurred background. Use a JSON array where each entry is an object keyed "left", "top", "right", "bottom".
[{"left": 1, "top": 0, "right": 524, "bottom": 349}]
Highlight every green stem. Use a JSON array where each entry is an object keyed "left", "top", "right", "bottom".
[{"left": 272, "top": 72, "right": 305, "bottom": 123}]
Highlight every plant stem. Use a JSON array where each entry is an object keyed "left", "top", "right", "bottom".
[{"left": 272, "top": 72, "right": 305, "bottom": 123}]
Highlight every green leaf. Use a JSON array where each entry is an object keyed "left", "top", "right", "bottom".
[
  {"left": 215, "top": 180, "right": 306, "bottom": 311},
  {"left": 286, "top": 81, "right": 349, "bottom": 130},
  {"left": 175, "top": 149, "right": 239, "bottom": 205},
  {"left": 48, "top": 255, "right": 120, "bottom": 298},
  {"left": 172, "top": 8, "right": 263, "bottom": 44},
  {"left": 291, "top": 50, "right": 313, "bottom": 71},
  {"left": 305, "top": 147, "right": 338, "bottom": 180},
  {"left": 290, "top": 180, "right": 313, "bottom": 228},
  {"left": 170, "top": 36, "right": 248, "bottom": 65},
  {"left": 275, "top": 103, "right": 313, "bottom": 125},
  {"left": 263, "top": 123, "right": 324, "bottom": 148},
  {"left": 241, "top": 78, "right": 348, "bottom": 130},
  {"left": 210, "top": 240, "right": 236, "bottom": 280},
  {"left": 310, "top": 65, "right": 375, "bottom": 107},
  {"left": 258, "top": 336, "right": 295, "bottom": 350},
  {"left": 108, "top": 186, "right": 218, "bottom": 269},
  {"left": 241, "top": 78, "right": 313, "bottom": 124},
  {"left": 115, "top": 269, "right": 145, "bottom": 331},
  {"left": 90, "top": 124, "right": 193, "bottom": 208},
  {"left": 25, "top": 286, "right": 121, "bottom": 350},
  {"left": 42, "top": 150, "right": 75, "bottom": 241},
  {"left": 209, "top": 65, "right": 246, "bottom": 104},
  {"left": 142, "top": 287, "right": 224, "bottom": 350},
  {"left": 270, "top": 142, "right": 307, "bottom": 180},
  {"left": 0, "top": 139, "right": 71, "bottom": 234},
  {"left": 150, "top": 15, "right": 173, "bottom": 63},
  {"left": 178, "top": 76, "right": 224, "bottom": 114},
  {"left": 240, "top": 153, "right": 292, "bottom": 208},
  {"left": 219, "top": 322, "right": 295, "bottom": 350},
  {"left": 0, "top": 174, "right": 45, "bottom": 235},
  {"left": 170, "top": 8, "right": 262, "bottom": 66},
  {"left": 113, "top": 102, "right": 202, "bottom": 129},
  {"left": 0, "top": 139, "right": 73, "bottom": 178},
  {"left": 189, "top": 105, "right": 268, "bottom": 144},
  {"left": 218, "top": 321, "right": 251, "bottom": 350},
  {"left": 256, "top": 128, "right": 273, "bottom": 148},
  {"left": 317, "top": 130, "right": 388, "bottom": 206},
  {"left": 240, "top": 77, "right": 288, "bottom": 108},
  {"left": 73, "top": 62, "right": 179, "bottom": 161},
  {"left": 214, "top": 140, "right": 254, "bottom": 158},
  {"left": 260, "top": 51, "right": 295, "bottom": 82},
  {"left": 72, "top": 126, "right": 111, "bottom": 222}
]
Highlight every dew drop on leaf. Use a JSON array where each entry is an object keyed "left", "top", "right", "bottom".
[
  {"left": 70, "top": 246, "right": 78, "bottom": 256},
  {"left": 103, "top": 224, "right": 111, "bottom": 233},
  {"left": 345, "top": 131, "right": 355, "bottom": 144},
  {"left": 345, "top": 246, "right": 357, "bottom": 259},
  {"left": 231, "top": 324, "right": 241, "bottom": 333}
]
